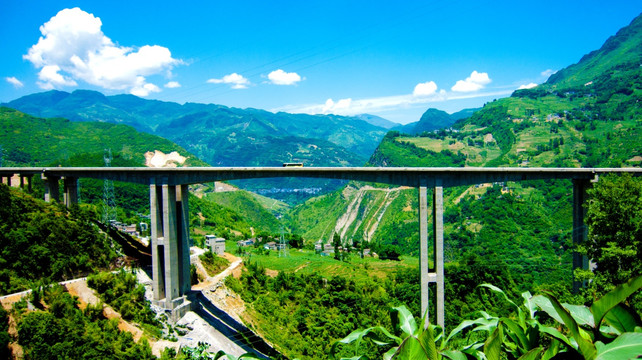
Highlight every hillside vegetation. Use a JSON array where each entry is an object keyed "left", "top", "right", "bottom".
[{"left": 0, "top": 184, "right": 117, "bottom": 295}]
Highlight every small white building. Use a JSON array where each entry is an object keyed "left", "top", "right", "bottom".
[{"left": 205, "top": 235, "right": 226, "bottom": 255}]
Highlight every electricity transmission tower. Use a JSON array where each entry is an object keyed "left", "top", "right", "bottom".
[
  {"left": 102, "top": 149, "right": 117, "bottom": 225},
  {"left": 279, "top": 227, "right": 288, "bottom": 258}
]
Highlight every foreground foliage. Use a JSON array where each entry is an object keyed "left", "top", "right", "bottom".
[{"left": 333, "top": 275, "right": 642, "bottom": 360}]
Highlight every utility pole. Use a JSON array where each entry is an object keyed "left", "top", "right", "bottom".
[{"left": 102, "top": 149, "right": 117, "bottom": 225}]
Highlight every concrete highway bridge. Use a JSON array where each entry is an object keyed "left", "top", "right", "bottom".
[{"left": 1, "top": 166, "right": 640, "bottom": 327}]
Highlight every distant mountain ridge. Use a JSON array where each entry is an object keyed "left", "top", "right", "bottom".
[
  {"left": 395, "top": 107, "right": 479, "bottom": 135},
  {"left": 3, "top": 90, "right": 389, "bottom": 168}
]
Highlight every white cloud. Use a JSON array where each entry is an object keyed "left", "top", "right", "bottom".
[
  {"left": 5, "top": 77, "right": 24, "bottom": 88},
  {"left": 518, "top": 83, "right": 538, "bottom": 90},
  {"left": 23, "top": 7, "right": 181, "bottom": 95},
  {"left": 207, "top": 73, "right": 250, "bottom": 89},
  {"left": 131, "top": 77, "right": 160, "bottom": 96},
  {"left": 322, "top": 98, "right": 353, "bottom": 113},
  {"left": 38, "top": 65, "right": 78, "bottom": 89},
  {"left": 413, "top": 81, "right": 438, "bottom": 97},
  {"left": 267, "top": 69, "right": 302, "bottom": 85},
  {"left": 275, "top": 88, "right": 511, "bottom": 117},
  {"left": 541, "top": 69, "right": 556, "bottom": 77},
  {"left": 164, "top": 81, "right": 181, "bottom": 88},
  {"left": 451, "top": 71, "right": 491, "bottom": 92}
]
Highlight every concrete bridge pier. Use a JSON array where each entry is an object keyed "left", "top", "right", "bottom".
[
  {"left": 420, "top": 179, "right": 445, "bottom": 329},
  {"left": 19, "top": 175, "right": 33, "bottom": 192},
  {"left": 572, "top": 178, "right": 592, "bottom": 293},
  {"left": 42, "top": 174, "right": 60, "bottom": 202},
  {"left": 63, "top": 177, "right": 78, "bottom": 207},
  {"left": 150, "top": 179, "right": 192, "bottom": 321}
]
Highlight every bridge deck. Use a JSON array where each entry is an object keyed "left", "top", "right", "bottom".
[{"left": 0, "top": 167, "right": 639, "bottom": 187}]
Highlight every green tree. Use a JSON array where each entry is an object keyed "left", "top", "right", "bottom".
[
  {"left": 584, "top": 174, "right": 642, "bottom": 287},
  {"left": 333, "top": 232, "right": 341, "bottom": 260}
]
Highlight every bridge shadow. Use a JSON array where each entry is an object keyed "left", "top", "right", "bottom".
[{"left": 191, "top": 291, "right": 283, "bottom": 359}]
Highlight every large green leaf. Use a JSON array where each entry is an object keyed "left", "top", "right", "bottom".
[
  {"left": 564, "top": 304, "right": 595, "bottom": 328},
  {"left": 418, "top": 324, "right": 439, "bottom": 360},
  {"left": 532, "top": 295, "right": 564, "bottom": 324},
  {"left": 501, "top": 317, "right": 530, "bottom": 352},
  {"left": 392, "top": 306, "right": 419, "bottom": 339},
  {"left": 483, "top": 324, "right": 503, "bottom": 360},
  {"left": 391, "top": 336, "right": 429, "bottom": 360},
  {"left": 595, "top": 332, "right": 642, "bottom": 360},
  {"left": 446, "top": 317, "right": 495, "bottom": 343},
  {"left": 544, "top": 294, "right": 597, "bottom": 360},
  {"left": 441, "top": 350, "right": 467, "bottom": 360},
  {"left": 522, "top": 291, "right": 536, "bottom": 320},
  {"left": 592, "top": 275, "right": 642, "bottom": 330},
  {"left": 536, "top": 323, "right": 572, "bottom": 348},
  {"left": 331, "top": 326, "right": 401, "bottom": 357},
  {"left": 603, "top": 304, "right": 642, "bottom": 335},
  {"left": 517, "top": 347, "right": 543, "bottom": 360}
]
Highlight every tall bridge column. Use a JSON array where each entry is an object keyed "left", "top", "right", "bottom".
[
  {"left": 420, "top": 179, "right": 445, "bottom": 329},
  {"left": 432, "top": 183, "right": 445, "bottom": 328},
  {"left": 20, "top": 175, "right": 33, "bottom": 192},
  {"left": 42, "top": 174, "right": 60, "bottom": 202},
  {"left": 149, "top": 178, "right": 192, "bottom": 320},
  {"left": 572, "top": 178, "right": 591, "bottom": 293},
  {"left": 63, "top": 177, "right": 79, "bottom": 207}
]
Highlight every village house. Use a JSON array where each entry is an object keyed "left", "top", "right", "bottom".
[{"left": 205, "top": 235, "right": 226, "bottom": 255}]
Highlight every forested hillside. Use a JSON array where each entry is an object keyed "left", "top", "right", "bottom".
[
  {"left": 0, "top": 184, "right": 116, "bottom": 295},
  {"left": 0, "top": 107, "right": 203, "bottom": 168}
]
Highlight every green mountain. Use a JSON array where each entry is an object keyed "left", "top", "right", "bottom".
[
  {"left": 0, "top": 107, "right": 204, "bottom": 167},
  {"left": 4, "top": 90, "right": 388, "bottom": 165},
  {"left": 395, "top": 107, "right": 479, "bottom": 135}
]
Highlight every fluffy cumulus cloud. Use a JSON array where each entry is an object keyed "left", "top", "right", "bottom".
[
  {"left": 451, "top": 71, "right": 491, "bottom": 92},
  {"left": 413, "top": 81, "right": 438, "bottom": 97},
  {"left": 267, "top": 69, "right": 302, "bottom": 85},
  {"left": 23, "top": 7, "right": 181, "bottom": 96},
  {"left": 322, "top": 98, "right": 353, "bottom": 113},
  {"left": 207, "top": 73, "right": 250, "bottom": 89},
  {"left": 164, "top": 81, "right": 181, "bottom": 88},
  {"left": 518, "top": 83, "right": 538, "bottom": 90},
  {"left": 5, "top": 77, "right": 24, "bottom": 88}
]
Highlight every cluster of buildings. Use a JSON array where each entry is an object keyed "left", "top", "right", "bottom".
[
  {"left": 314, "top": 242, "right": 371, "bottom": 257},
  {"left": 110, "top": 221, "right": 147, "bottom": 237}
]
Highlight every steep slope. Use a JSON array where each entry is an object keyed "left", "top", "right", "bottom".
[{"left": 547, "top": 13, "right": 642, "bottom": 89}]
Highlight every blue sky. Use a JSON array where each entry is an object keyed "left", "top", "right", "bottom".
[{"left": 2, "top": 1, "right": 642, "bottom": 124}]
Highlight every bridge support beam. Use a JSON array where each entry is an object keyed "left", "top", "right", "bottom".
[
  {"left": 419, "top": 184, "right": 429, "bottom": 322},
  {"left": 150, "top": 179, "right": 192, "bottom": 321},
  {"left": 420, "top": 180, "right": 445, "bottom": 329},
  {"left": 572, "top": 179, "right": 591, "bottom": 293},
  {"left": 432, "top": 184, "right": 445, "bottom": 328},
  {"left": 42, "top": 175, "right": 60, "bottom": 202},
  {"left": 63, "top": 177, "right": 79, "bottom": 207}
]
